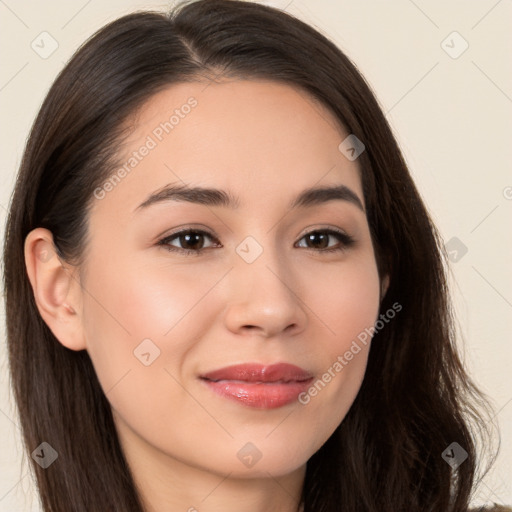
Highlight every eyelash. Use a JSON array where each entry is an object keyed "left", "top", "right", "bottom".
[{"left": 157, "top": 227, "right": 355, "bottom": 256}]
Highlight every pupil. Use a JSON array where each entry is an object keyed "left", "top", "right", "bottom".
[
  {"left": 183, "top": 233, "right": 202, "bottom": 250},
  {"left": 309, "top": 233, "right": 328, "bottom": 249}
]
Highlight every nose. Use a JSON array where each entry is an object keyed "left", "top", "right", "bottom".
[{"left": 222, "top": 242, "right": 308, "bottom": 339}]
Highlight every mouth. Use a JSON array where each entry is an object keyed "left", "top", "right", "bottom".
[{"left": 199, "top": 363, "right": 314, "bottom": 409}]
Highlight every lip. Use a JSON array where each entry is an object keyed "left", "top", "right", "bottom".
[{"left": 199, "top": 363, "right": 314, "bottom": 409}]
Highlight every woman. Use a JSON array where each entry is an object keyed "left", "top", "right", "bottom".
[{"left": 2, "top": 0, "right": 507, "bottom": 510}]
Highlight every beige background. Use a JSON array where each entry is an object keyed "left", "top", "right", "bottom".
[{"left": 1, "top": 0, "right": 511, "bottom": 510}]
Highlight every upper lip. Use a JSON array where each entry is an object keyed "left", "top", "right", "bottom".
[{"left": 200, "top": 363, "right": 313, "bottom": 383}]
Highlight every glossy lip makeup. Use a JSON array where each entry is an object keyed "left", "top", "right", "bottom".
[{"left": 199, "top": 363, "right": 314, "bottom": 409}]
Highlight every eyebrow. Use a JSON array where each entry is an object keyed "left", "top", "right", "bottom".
[{"left": 133, "top": 182, "right": 365, "bottom": 213}]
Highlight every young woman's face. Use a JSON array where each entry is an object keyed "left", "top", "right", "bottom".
[{"left": 77, "top": 80, "right": 385, "bottom": 482}]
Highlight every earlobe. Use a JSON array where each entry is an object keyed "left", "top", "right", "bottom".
[{"left": 24, "top": 227, "right": 86, "bottom": 351}]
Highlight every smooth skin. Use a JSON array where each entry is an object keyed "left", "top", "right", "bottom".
[{"left": 25, "top": 79, "right": 389, "bottom": 512}]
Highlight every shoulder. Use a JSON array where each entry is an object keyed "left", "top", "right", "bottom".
[{"left": 469, "top": 507, "right": 512, "bottom": 512}]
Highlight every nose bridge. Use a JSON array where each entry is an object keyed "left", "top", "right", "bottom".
[
  {"left": 235, "top": 233, "right": 291, "bottom": 295},
  {"left": 223, "top": 232, "right": 306, "bottom": 335}
]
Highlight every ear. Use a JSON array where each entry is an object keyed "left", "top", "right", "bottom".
[
  {"left": 380, "top": 274, "right": 390, "bottom": 302},
  {"left": 24, "top": 227, "right": 86, "bottom": 351}
]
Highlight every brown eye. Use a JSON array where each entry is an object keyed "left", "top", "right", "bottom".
[
  {"left": 174, "top": 232, "right": 206, "bottom": 251},
  {"left": 296, "top": 229, "right": 355, "bottom": 253},
  {"left": 303, "top": 232, "right": 330, "bottom": 249},
  {"left": 158, "top": 229, "right": 219, "bottom": 255}
]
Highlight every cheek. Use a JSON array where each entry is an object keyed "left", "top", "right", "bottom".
[
  {"left": 80, "top": 254, "right": 226, "bottom": 421},
  {"left": 310, "top": 253, "right": 382, "bottom": 344},
  {"left": 82, "top": 255, "right": 209, "bottom": 353},
  {"left": 296, "top": 255, "right": 381, "bottom": 432}
]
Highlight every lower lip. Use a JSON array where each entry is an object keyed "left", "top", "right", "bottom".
[{"left": 201, "top": 379, "right": 313, "bottom": 409}]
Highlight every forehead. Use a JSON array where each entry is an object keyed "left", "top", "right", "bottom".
[{"left": 90, "top": 79, "right": 363, "bottom": 218}]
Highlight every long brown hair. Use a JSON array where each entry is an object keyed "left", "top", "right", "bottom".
[{"left": 3, "top": 1, "right": 497, "bottom": 510}]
